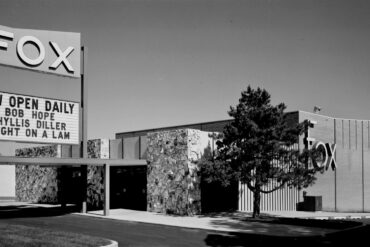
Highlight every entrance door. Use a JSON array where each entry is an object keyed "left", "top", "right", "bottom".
[{"left": 110, "top": 166, "right": 147, "bottom": 210}]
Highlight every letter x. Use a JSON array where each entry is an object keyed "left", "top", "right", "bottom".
[
  {"left": 49, "top": 41, "right": 75, "bottom": 72},
  {"left": 325, "top": 143, "right": 337, "bottom": 170}
]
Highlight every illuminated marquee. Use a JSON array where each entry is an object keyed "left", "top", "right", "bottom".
[
  {"left": 305, "top": 120, "right": 337, "bottom": 170},
  {"left": 0, "top": 91, "right": 79, "bottom": 144},
  {"left": 0, "top": 24, "right": 80, "bottom": 78}
]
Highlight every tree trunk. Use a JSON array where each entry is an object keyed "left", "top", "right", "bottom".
[{"left": 253, "top": 184, "right": 261, "bottom": 218}]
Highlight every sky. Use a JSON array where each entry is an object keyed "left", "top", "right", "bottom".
[{"left": 0, "top": 0, "right": 369, "bottom": 142}]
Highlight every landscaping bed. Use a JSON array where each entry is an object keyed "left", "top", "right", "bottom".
[{"left": 0, "top": 223, "right": 112, "bottom": 247}]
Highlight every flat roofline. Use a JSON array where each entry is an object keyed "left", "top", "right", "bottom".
[
  {"left": 116, "top": 111, "right": 299, "bottom": 136},
  {"left": 298, "top": 110, "right": 370, "bottom": 122},
  {"left": 0, "top": 156, "right": 147, "bottom": 166},
  {"left": 115, "top": 119, "right": 233, "bottom": 136}
]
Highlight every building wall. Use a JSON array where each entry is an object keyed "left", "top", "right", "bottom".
[
  {"left": 85, "top": 139, "right": 109, "bottom": 209},
  {"left": 116, "top": 120, "right": 230, "bottom": 140},
  {"left": 116, "top": 114, "right": 298, "bottom": 160},
  {"left": 116, "top": 120, "right": 229, "bottom": 162},
  {"left": 117, "top": 112, "right": 301, "bottom": 212},
  {"left": 146, "top": 129, "right": 214, "bottom": 215},
  {"left": 0, "top": 166, "right": 15, "bottom": 200},
  {"left": 0, "top": 142, "right": 16, "bottom": 200},
  {"left": 299, "top": 111, "right": 370, "bottom": 212},
  {"left": 117, "top": 111, "right": 370, "bottom": 213},
  {"left": 11, "top": 110, "right": 370, "bottom": 213},
  {"left": 239, "top": 179, "right": 300, "bottom": 211},
  {"left": 15, "top": 145, "right": 61, "bottom": 203},
  {"left": 364, "top": 122, "right": 370, "bottom": 211},
  {"left": 15, "top": 139, "right": 110, "bottom": 209}
]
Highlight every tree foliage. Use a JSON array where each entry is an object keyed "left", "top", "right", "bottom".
[{"left": 201, "top": 86, "right": 322, "bottom": 217}]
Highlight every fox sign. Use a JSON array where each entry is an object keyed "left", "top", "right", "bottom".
[{"left": 0, "top": 24, "right": 80, "bottom": 78}]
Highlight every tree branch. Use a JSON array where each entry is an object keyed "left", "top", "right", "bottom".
[
  {"left": 260, "top": 182, "right": 285, "bottom": 194},
  {"left": 246, "top": 181, "right": 255, "bottom": 193}
]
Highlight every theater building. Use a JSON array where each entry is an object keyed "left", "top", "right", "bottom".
[
  {"left": 115, "top": 110, "right": 370, "bottom": 213},
  {"left": 4, "top": 110, "right": 370, "bottom": 214}
]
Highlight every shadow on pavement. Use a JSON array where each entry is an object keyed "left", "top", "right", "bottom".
[
  {"left": 201, "top": 211, "right": 361, "bottom": 237},
  {"left": 201, "top": 211, "right": 367, "bottom": 246},
  {"left": 324, "top": 224, "right": 370, "bottom": 245},
  {"left": 0, "top": 204, "right": 79, "bottom": 219},
  {"left": 205, "top": 232, "right": 326, "bottom": 247},
  {"left": 209, "top": 217, "right": 360, "bottom": 234},
  {"left": 204, "top": 222, "right": 369, "bottom": 246}
]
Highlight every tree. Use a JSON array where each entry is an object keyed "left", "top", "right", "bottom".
[{"left": 201, "top": 86, "right": 321, "bottom": 218}]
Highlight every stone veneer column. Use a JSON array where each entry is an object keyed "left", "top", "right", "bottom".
[
  {"left": 16, "top": 145, "right": 61, "bottom": 203},
  {"left": 86, "top": 139, "right": 109, "bottom": 209},
  {"left": 146, "top": 129, "right": 214, "bottom": 215},
  {"left": 15, "top": 139, "right": 110, "bottom": 209}
]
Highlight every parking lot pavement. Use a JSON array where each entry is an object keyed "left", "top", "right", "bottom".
[
  {"left": 1, "top": 202, "right": 369, "bottom": 246},
  {"left": 76, "top": 208, "right": 363, "bottom": 236}
]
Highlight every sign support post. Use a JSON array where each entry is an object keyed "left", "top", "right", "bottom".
[
  {"left": 81, "top": 46, "right": 88, "bottom": 160},
  {"left": 81, "top": 46, "right": 88, "bottom": 213},
  {"left": 60, "top": 166, "right": 67, "bottom": 209},
  {"left": 104, "top": 163, "right": 110, "bottom": 216}
]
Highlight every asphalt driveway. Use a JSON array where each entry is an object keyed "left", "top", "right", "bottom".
[{"left": 0, "top": 204, "right": 368, "bottom": 246}]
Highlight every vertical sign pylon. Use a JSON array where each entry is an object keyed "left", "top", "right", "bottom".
[
  {"left": 81, "top": 46, "right": 88, "bottom": 213},
  {"left": 104, "top": 163, "right": 110, "bottom": 216},
  {"left": 81, "top": 46, "right": 88, "bottom": 159}
]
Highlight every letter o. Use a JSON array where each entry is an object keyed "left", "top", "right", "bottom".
[
  {"left": 312, "top": 141, "right": 328, "bottom": 168},
  {"left": 9, "top": 96, "right": 16, "bottom": 107},
  {"left": 17, "top": 36, "right": 45, "bottom": 66}
]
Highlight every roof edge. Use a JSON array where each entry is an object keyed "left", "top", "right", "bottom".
[
  {"left": 116, "top": 110, "right": 300, "bottom": 136},
  {"left": 298, "top": 110, "right": 370, "bottom": 122}
]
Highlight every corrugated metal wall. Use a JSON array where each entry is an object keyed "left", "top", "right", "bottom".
[
  {"left": 238, "top": 144, "right": 300, "bottom": 212},
  {"left": 238, "top": 183, "right": 300, "bottom": 211}
]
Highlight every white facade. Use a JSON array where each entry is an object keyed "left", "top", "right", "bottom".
[{"left": 0, "top": 142, "right": 15, "bottom": 199}]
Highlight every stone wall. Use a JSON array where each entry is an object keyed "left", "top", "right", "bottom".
[
  {"left": 15, "top": 130, "right": 217, "bottom": 215},
  {"left": 86, "top": 139, "right": 109, "bottom": 210},
  {"left": 15, "top": 139, "right": 109, "bottom": 209},
  {"left": 15, "top": 145, "right": 61, "bottom": 203},
  {"left": 146, "top": 129, "right": 214, "bottom": 215}
]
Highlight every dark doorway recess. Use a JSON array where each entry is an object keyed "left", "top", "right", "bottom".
[
  {"left": 110, "top": 166, "right": 147, "bottom": 211},
  {"left": 201, "top": 180, "right": 238, "bottom": 213},
  {"left": 60, "top": 167, "right": 84, "bottom": 205}
]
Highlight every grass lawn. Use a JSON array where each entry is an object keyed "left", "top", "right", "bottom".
[{"left": 0, "top": 223, "right": 112, "bottom": 247}]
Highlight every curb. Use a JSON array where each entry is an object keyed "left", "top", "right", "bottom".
[
  {"left": 300, "top": 215, "right": 370, "bottom": 220},
  {"left": 100, "top": 240, "right": 118, "bottom": 247}
]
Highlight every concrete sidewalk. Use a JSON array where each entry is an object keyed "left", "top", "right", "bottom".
[
  {"left": 74, "top": 208, "right": 369, "bottom": 237},
  {"left": 267, "top": 210, "right": 370, "bottom": 220},
  {"left": 1, "top": 201, "right": 369, "bottom": 237}
]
